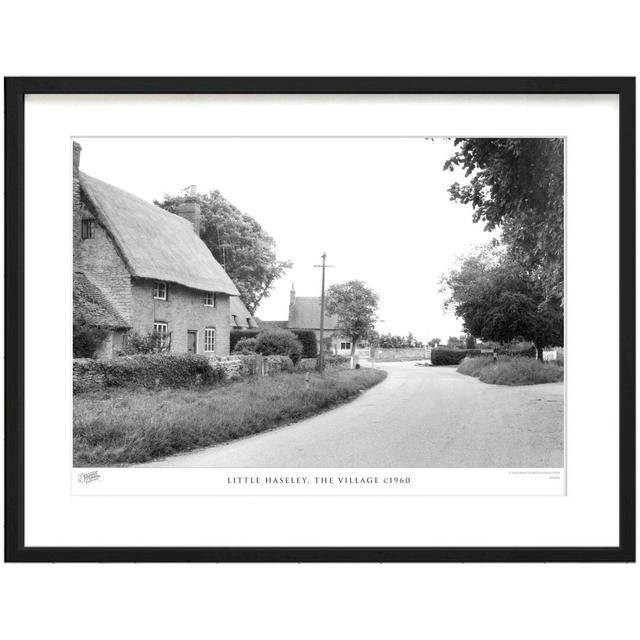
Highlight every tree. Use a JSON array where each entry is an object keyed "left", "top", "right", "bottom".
[
  {"left": 427, "top": 338, "right": 441, "bottom": 348},
  {"left": 465, "top": 334, "right": 477, "bottom": 349},
  {"left": 155, "top": 190, "right": 292, "bottom": 314},
  {"left": 447, "top": 336, "right": 464, "bottom": 349},
  {"left": 325, "top": 281, "right": 379, "bottom": 356},
  {"left": 374, "top": 332, "right": 424, "bottom": 348},
  {"left": 441, "top": 244, "right": 563, "bottom": 360},
  {"left": 73, "top": 314, "right": 108, "bottom": 358},
  {"left": 405, "top": 332, "right": 424, "bottom": 348},
  {"left": 444, "top": 138, "right": 564, "bottom": 303}
]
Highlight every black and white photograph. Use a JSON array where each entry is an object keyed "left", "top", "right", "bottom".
[
  {"left": 72, "top": 136, "right": 564, "bottom": 471},
  {"left": 2, "top": 3, "right": 637, "bottom": 636},
  {"left": 6, "top": 76, "right": 632, "bottom": 564}
]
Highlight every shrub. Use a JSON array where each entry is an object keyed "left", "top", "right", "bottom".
[
  {"left": 292, "top": 330, "right": 318, "bottom": 358},
  {"left": 74, "top": 353, "right": 225, "bottom": 392},
  {"left": 118, "top": 331, "right": 170, "bottom": 355},
  {"left": 229, "top": 330, "right": 260, "bottom": 352},
  {"left": 431, "top": 347, "right": 481, "bottom": 366},
  {"left": 297, "top": 358, "right": 318, "bottom": 371},
  {"left": 233, "top": 337, "right": 258, "bottom": 354},
  {"left": 324, "top": 354, "right": 349, "bottom": 368},
  {"left": 496, "top": 342, "right": 537, "bottom": 358},
  {"left": 457, "top": 355, "right": 564, "bottom": 385},
  {"left": 264, "top": 355, "right": 295, "bottom": 373},
  {"left": 73, "top": 315, "right": 108, "bottom": 358},
  {"left": 255, "top": 329, "right": 303, "bottom": 363},
  {"left": 231, "top": 329, "right": 317, "bottom": 358},
  {"left": 456, "top": 355, "right": 495, "bottom": 377}
]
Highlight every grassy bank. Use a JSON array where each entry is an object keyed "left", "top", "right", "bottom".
[
  {"left": 457, "top": 355, "right": 564, "bottom": 386},
  {"left": 74, "top": 368, "right": 387, "bottom": 466}
]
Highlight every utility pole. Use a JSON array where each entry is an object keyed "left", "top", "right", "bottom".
[{"left": 314, "top": 252, "right": 334, "bottom": 374}]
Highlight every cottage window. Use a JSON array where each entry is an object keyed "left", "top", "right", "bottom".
[
  {"left": 246, "top": 317, "right": 251, "bottom": 327},
  {"left": 153, "top": 281, "right": 167, "bottom": 300},
  {"left": 340, "top": 341, "right": 352, "bottom": 351},
  {"left": 204, "top": 291, "right": 215, "bottom": 307},
  {"left": 153, "top": 322, "right": 169, "bottom": 347},
  {"left": 81, "top": 219, "right": 95, "bottom": 239},
  {"left": 204, "top": 327, "right": 216, "bottom": 353}
]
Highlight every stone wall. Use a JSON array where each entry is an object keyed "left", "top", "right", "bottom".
[
  {"left": 73, "top": 358, "right": 106, "bottom": 393},
  {"left": 217, "top": 355, "right": 295, "bottom": 378},
  {"left": 74, "top": 196, "right": 133, "bottom": 325},
  {"left": 371, "top": 347, "right": 428, "bottom": 362},
  {"left": 74, "top": 354, "right": 296, "bottom": 393},
  {"left": 297, "top": 358, "right": 318, "bottom": 371}
]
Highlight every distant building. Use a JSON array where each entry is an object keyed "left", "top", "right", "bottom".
[
  {"left": 256, "top": 319, "right": 289, "bottom": 331},
  {"left": 259, "top": 285, "right": 358, "bottom": 355},
  {"left": 72, "top": 142, "right": 239, "bottom": 358}
]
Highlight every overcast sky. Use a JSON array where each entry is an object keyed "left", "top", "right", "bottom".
[{"left": 76, "top": 137, "right": 497, "bottom": 343}]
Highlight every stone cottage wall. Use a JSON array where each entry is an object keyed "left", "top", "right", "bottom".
[
  {"left": 131, "top": 280, "right": 232, "bottom": 356},
  {"left": 73, "top": 143, "right": 133, "bottom": 325}
]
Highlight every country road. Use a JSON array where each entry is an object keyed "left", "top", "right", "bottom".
[{"left": 141, "top": 362, "right": 564, "bottom": 468}]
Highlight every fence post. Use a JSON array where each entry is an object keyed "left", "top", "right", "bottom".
[{"left": 256, "top": 354, "right": 264, "bottom": 377}]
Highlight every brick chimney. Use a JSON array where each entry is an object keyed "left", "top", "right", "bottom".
[
  {"left": 176, "top": 185, "right": 201, "bottom": 235},
  {"left": 73, "top": 141, "right": 82, "bottom": 211},
  {"left": 289, "top": 283, "right": 296, "bottom": 308}
]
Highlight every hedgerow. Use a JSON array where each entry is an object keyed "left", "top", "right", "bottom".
[
  {"left": 74, "top": 354, "right": 225, "bottom": 392},
  {"left": 292, "top": 330, "right": 318, "bottom": 358},
  {"left": 430, "top": 348, "right": 481, "bottom": 366},
  {"left": 457, "top": 355, "right": 564, "bottom": 385}
]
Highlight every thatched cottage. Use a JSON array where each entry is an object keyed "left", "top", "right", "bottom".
[
  {"left": 73, "top": 142, "right": 239, "bottom": 358},
  {"left": 230, "top": 296, "right": 260, "bottom": 332}
]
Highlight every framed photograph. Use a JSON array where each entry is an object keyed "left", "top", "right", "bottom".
[{"left": 4, "top": 77, "right": 635, "bottom": 562}]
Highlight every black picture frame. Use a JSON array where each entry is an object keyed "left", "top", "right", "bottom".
[{"left": 4, "top": 77, "right": 635, "bottom": 563}]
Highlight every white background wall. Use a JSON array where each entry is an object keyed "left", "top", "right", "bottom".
[{"left": 1, "top": 2, "right": 638, "bottom": 639}]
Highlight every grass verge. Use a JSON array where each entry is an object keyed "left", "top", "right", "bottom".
[
  {"left": 457, "top": 355, "right": 564, "bottom": 386},
  {"left": 74, "top": 368, "right": 387, "bottom": 466}
]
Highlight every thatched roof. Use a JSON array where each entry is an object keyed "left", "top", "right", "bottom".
[
  {"left": 230, "top": 296, "right": 259, "bottom": 329},
  {"left": 80, "top": 172, "right": 239, "bottom": 295},
  {"left": 288, "top": 297, "right": 338, "bottom": 331},
  {"left": 258, "top": 319, "right": 289, "bottom": 331},
  {"left": 74, "top": 272, "right": 130, "bottom": 329}
]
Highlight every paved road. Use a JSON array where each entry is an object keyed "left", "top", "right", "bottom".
[{"left": 141, "top": 362, "right": 564, "bottom": 468}]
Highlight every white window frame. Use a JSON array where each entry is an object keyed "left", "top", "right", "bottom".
[
  {"left": 153, "top": 281, "right": 167, "bottom": 300},
  {"left": 340, "top": 341, "right": 352, "bottom": 351},
  {"left": 204, "top": 327, "right": 216, "bottom": 353},
  {"left": 204, "top": 291, "right": 215, "bottom": 307},
  {"left": 153, "top": 322, "right": 168, "bottom": 347}
]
